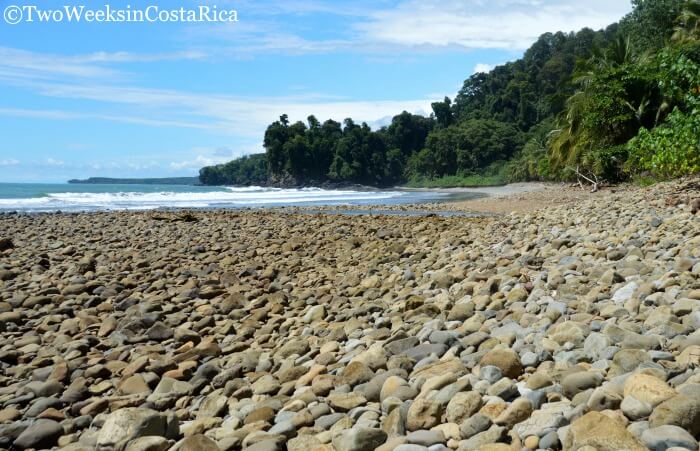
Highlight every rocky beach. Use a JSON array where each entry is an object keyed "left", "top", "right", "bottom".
[{"left": 1, "top": 178, "right": 699, "bottom": 451}]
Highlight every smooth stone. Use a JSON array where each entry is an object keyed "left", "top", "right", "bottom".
[
  {"left": 124, "top": 436, "right": 171, "bottom": 451},
  {"left": 96, "top": 408, "right": 179, "bottom": 449},
  {"left": 565, "top": 411, "right": 646, "bottom": 451},
  {"left": 623, "top": 373, "right": 676, "bottom": 407},
  {"left": 459, "top": 413, "right": 492, "bottom": 439},
  {"left": 332, "top": 427, "right": 388, "bottom": 451},
  {"left": 13, "top": 419, "right": 63, "bottom": 450},
  {"left": 179, "top": 434, "right": 220, "bottom": 451},
  {"left": 446, "top": 391, "right": 483, "bottom": 424},
  {"left": 406, "top": 399, "right": 443, "bottom": 431},
  {"left": 479, "top": 349, "right": 523, "bottom": 379},
  {"left": 459, "top": 425, "right": 506, "bottom": 450},
  {"left": 405, "top": 429, "right": 445, "bottom": 446},
  {"left": 641, "top": 425, "right": 698, "bottom": 451},
  {"left": 649, "top": 393, "right": 700, "bottom": 436},
  {"left": 562, "top": 371, "right": 604, "bottom": 398}
]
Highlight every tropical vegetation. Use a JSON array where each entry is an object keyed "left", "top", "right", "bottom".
[{"left": 200, "top": 0, "right": 700, "bottom": 187}]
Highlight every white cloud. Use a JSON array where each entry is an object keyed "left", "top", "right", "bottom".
[
  {"left": 228, "top": 0, "right": 374, "bottom": 17},
  {"left": 169, "top": 146, "right": 265, "bottom": 170},
  {"left": 191, "top": 0, "right": 630, "bottom": 56},
  {"left": 0, "top": 107, "right": 218, "bottom": 130},
  {"left": 0, "top": 78, "right": 434, "bottom": 139},
  {"left": 170, "top": 153, "right": 231, "bottom": 170},
  {"left": 357, "top": 0, "right": 631, "bottom": 50},
  {"left": 473, "top": 63, "right": 495, "bottom": 74},
  {"left": 0, "top": 45, "right": 436, "bottom": 140},
  {"left": 77, "top": 50, "right": 206, "bottom": 63},
  {"left": 45, "top": 158, "right": 65, "bottom": 166},
  {"left": 0, "top": 159, "right": 20, "bottom": 166},
  {"left": 0, "top": 47, "right": 204, "bottom": 84}
]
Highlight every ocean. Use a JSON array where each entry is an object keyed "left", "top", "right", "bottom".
[{"left": 0, "top": 183, "right": 455, "bottom": 213}]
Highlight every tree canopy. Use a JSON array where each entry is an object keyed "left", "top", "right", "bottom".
[{"left": 200, "top": 0, "right": 700, "bottom": 186}]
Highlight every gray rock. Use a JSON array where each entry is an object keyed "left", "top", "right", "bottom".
[
  {"left": 13, "top": 419, "right": 63, "bottom": 450},
  {"left": 627, "top": 421, "right": 650, "bottom": 439},
  {"left": 479, "top": 365, "right": 502, "bottom": 384},
  {"left": 460, "top": 413, "right": 492, "bottom": 439},
  {"left": 539, "top": 431, "right": 560, "bottom": 450},
  {"left": 513, "top": 406, "right": 567, "bottom": 439},
  {"left": 459, "top": 425, "right": 506, "bottom": 450},
  {"left": 406, "top": 429, "right": 445, "bottom": 446},
  {"left": 612, "top": 281, "right": 638, "bottom": 302},
  {"left": 332, "top": 427, "right": 387, "bottom": 451},
  {"left": 622, "top": 395, "right": 653, "bottom": 420},
  {"left": 521, "top": 351, "right": 539, "bottom": 367},
  {"left": 315, "top": 413, "right": 346, "bottom": 429},
  {"left": 488, "top": 377, "right": 518, "bottom": 399},
  {"left": 641, "top": 425, "right": 698, "bottom": 451},
  {"left": 24, "top": 379, "right": 64, "bottom": 397},
  {"left": 146, "top": 378, "right": 193, "bottom": 409},
  {"left": 584, "top": 332, "right": 612, "bottom": 360},
  {"left": 384, "top": 337, "right": 419, "bottom": 356},
  {"left": 394, "top": 446, "right": 428, "bottom": 451},
  {"left": 245, "top": 439, "right": 281, "bottom": 451},
  {"left": 562, "top": 371, "right": 604, "bottom": 398},
  {"left": 403, "top": 343, "right": 448, "bottom": 361}
]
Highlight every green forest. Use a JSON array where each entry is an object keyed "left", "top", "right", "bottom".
[{"left": 199, "top": 0, "right": 700, "bottom": 187}]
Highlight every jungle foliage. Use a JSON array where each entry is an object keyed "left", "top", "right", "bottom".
[{"left": 200, "top": 0, "right": 700, "bottom": 186}]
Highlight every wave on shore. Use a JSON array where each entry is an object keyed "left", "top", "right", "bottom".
[{"left": 0, "top": 185, "right": 447, "bottom": 212}]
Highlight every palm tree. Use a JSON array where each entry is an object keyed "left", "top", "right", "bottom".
[
  {"left": 673, "top": 0, "right": 700, "bottom": 42},
  {"left": 548, "top": 91, "right": 591, "bottom": 172},
  {"left": 574, "top": 35, "right": 637, "bottom": 90}
]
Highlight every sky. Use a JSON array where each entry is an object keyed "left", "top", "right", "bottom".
[{"left": 0, "top": 0, "right": 632, "bottom": 182}]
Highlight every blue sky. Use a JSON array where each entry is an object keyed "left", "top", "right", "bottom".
[{"left": 0, "top": 0, "right": 631, "bottom": 182}]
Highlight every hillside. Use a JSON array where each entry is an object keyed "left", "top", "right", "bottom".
[{"left": 200, "top": 0, "right": 699, "bottom": 187}]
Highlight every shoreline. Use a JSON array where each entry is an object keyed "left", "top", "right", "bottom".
[
  {"left": 0, "top": 182, "right": 547, "bottom": 216},
  {"left": 0, "top": 180, "right": 685, "bottom": 218}
]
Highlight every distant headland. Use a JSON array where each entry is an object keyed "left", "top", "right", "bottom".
[{"left": 67, "top": 177, "right": 201, "bottom": 185}]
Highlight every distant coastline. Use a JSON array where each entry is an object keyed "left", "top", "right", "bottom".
[{"left": 68, "top": 177, "right": 201, "bottom": 185}]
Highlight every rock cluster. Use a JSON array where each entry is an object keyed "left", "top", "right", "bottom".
[{"left": 0, "top": 179, "right": 698, "bottom": 451}]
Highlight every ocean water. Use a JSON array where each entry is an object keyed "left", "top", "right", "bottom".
[{"left": 0, "top": 183, "right": 453, "bottom": 213}]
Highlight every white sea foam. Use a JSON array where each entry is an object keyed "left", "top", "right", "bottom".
[{"left": 0, "top": 187, "right": 414, "bottom": 212}]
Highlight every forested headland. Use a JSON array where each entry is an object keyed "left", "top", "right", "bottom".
[{"left": 200, "top": 0, "right": 700, "bottom": 187}]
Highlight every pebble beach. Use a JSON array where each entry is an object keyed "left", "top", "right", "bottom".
[{"left": 1, "top": 178, "right": 699, "bottom": 451}]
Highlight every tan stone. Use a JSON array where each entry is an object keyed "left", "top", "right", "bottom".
[
  {"left": 677, "top": 345, "right": 700, "bottom": 367},
  {"left": 565, "top": 411, "right": 646, "bottom": 451},
  {"left": 480, "top": 348, "right": 523, "bottom": 378},
  {"left": 623, "top": 373, "right": 675, "bottom": 407},
  {"left": 406, "top": 398, "right": 442, "bottom": 431}
]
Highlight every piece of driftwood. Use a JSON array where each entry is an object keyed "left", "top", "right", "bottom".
[{"left": 573, "top": 166, "right": 599, "bottom": 193}]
